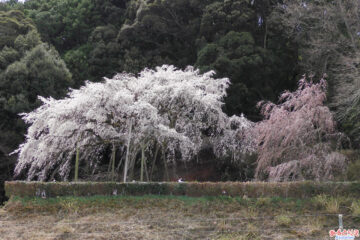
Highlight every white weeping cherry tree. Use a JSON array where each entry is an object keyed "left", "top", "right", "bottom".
[{"left": 13, "top": 65, "right": 255, "bottom": 181}]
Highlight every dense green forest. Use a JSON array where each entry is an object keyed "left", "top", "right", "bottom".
[{"left": 1, "top": 0, "right": 360, "bottom": 201}]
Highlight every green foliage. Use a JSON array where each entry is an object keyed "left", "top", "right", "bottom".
[
  {"left": 21, "top": 0, "right": 129, "bottom": 83},
  {"left": 63, "top": 44, "right": 91, "bottom": 87},
  {"left": 200, "top": 0, "right": 255, "bottom": 42},
  {"left": 0, "top": 10, "right": 34, "bottom": 49},
  {"left": 14, "top": 30, "right": 41, "bottom": 54},
  {"left": 116, "top": 0, "right": 205, "bottom": 73},
  {"left": 196, "top": 30, "right": 297, "bottom": 117},
  {"left": 351, "top": 200, "right": 360, "bottom": 216},
  {"left": 0, "top": 46, "right": 20, "bottom": 69},
  {"left": 196, "top": 43, "right": 219, "bottom": 68},
  {"left": 0, "top": 9, "right": 73, "bottom": 203},
  {"left": 1, "top": 43, "right": 72, "bottom": 111},
  {"left": 275, "top": 214, "right": 292, "bottom": 227},
  {"left": 87, "top": 24, "right": 120, "bottom": 81},
  {"left": 346, "top": 159, "right": 360, "bottom": 181},
  {"left": 340, "top": 105, "right": 360, "bottom": 146},
  {"left": 0, "top": 194, "right": 296, "bottom": 214},
  {"left": 0, "top": 0, "right": 299, "bottom": 120}
]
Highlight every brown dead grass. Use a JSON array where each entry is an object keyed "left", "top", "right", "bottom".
[{"left": 0, "top": 195, "right": 357, "bottom": 240}]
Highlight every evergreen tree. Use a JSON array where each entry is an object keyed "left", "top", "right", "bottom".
[{"left": 0, "top": 9, "right": 72, "bottom": 201}]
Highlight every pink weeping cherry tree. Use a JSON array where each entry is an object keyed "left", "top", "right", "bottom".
[
  {"left": 13, "top": 65, "right": 255, "bottom": 181},
  {"left": 255, "top": 75, "right": 348, "bottom": 181}
]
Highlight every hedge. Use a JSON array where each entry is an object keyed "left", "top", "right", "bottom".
[{"left": 5, "top": 181, "right": 360, "bottom": 199}]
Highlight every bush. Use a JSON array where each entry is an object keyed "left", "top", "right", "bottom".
[
  {"left": 5, "top": 181, "right": 360, "bottom": 199},
  {"left": 346, "top": 159, "right": 360, "bottom": 181}
]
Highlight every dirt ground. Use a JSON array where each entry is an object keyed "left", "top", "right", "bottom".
[{"left": 0, "top": 195, "right": 356, "bottom": 240}]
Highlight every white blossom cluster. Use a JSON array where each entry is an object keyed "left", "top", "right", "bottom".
[{"left": 13, "top": 65, "right": 255, "bottom": 180}]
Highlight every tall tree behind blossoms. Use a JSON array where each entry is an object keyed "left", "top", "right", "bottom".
[
  {"left": 13, "top": 65, "right": 255, "bottom": 181},
  {"left": 255, "top": 76, "right": 348, "bottom": 181},
  {"left": 272, "top": 0, "right": 360, "bottom": 146},
  {"left": 0, "top": 10, "right": 72, "bottom": 202}
]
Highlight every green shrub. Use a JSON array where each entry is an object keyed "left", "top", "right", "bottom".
[
  {"left": 275, "top": 215, "right": 292, "bottom": 227},
  {"left": 5, "top": 181, "right": 360, "bottom": 199},
  {"left": 351, "top": 200, "right": 360, "bottom": 216},
  {"left": 325, "top": 197, "right": 340, "bottom": 213},
  {"left": 346, "top": 159, "right": 360, "bottom": 181}
]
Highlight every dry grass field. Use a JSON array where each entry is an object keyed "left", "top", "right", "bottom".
[{"left": 0, "top": 195, "right": 359, "bottom": 240}]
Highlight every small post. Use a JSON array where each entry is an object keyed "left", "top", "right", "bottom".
[{"left": 338, "top": 214, "right": 343, "bottom": 231}]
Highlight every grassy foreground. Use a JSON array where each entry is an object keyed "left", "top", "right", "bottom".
[{"left": 1, "top": 194, "right": 360, "bottom": 240}]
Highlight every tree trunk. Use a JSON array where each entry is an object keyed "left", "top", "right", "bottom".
[
  {"left": 140, "top": 143, "right": 145, "bottom": 182},
  {"left": 162, "top": 142, "right": 169, "bottom": 181},
  {"left": 129, "top": 148, "right": 138, "bottom": 181},
  {"left": 116, "top": 147, "right": 126, "bottom": 181},
  {"left": 74, "top": 147, "right": 79, "bottom": 182},
  {"left": 264, "top": 19, "right": 268, "bottom": 49},
  {"left": 144, "top": 154, "right": 149, "bottom": 181},
  {"left": 123, "top": 119, "right": 132, "bottom": 182},
  {"left": 111, "top": 143, "right": 116, "bottom": 181},
  {"left": 150, "top": 143, "right": 159, "bottom": 181},
  {"left": 49, "top": 163, "right": 61, "bottom": 181},
  {"left": 107, "top": 144, "right": 112, "bottom": 174}
]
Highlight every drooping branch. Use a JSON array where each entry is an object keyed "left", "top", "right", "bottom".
[
  {"left": 14, "top": 65, "right": 254, "bottom": 181},
  {"left": 254, "top": 76, "right": 347, "bottom": 181}
]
